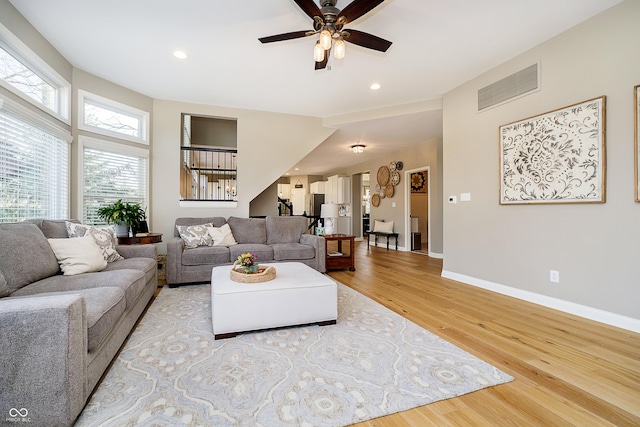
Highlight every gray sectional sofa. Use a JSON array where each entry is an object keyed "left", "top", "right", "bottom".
[
  {"left": 167, "top": 215, "right": 326, "bottom": 286},
  {"left": 0, "top": 219, "right": 157, "bottom": 427}
]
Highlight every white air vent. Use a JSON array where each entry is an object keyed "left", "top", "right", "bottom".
[{"left": 478, "top": 64, "right": 538, "bottom": 111}]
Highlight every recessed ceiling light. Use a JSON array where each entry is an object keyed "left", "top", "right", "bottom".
[
  {"left": 370, "top": 83, "right": 381, "bottom": 90},
  {"left": 173, "top": 50, "right": 188, "bottom": 59},
  {"left": 294, "top": 168, "right": 300, "bottom": 171}
]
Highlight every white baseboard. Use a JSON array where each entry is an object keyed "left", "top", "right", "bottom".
[{"left": 441, "top": 270, "right": 640, "bottom": 334}]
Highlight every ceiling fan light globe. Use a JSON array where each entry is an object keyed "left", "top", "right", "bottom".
[
  {"left": 334, "top": 39, "right": 346, "bottom": 59},
  {"left": 313, "top": 42, "right": 325, "bottom": 62},
  {"left": 319, "top": 29, "right": 332, "bottom": 50}
]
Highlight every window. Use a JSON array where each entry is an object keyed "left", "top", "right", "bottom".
[
  {"left": 0, "top": 99, "right": 70, "bottom": 222},
  {"left": 0, "top": 26, "right": 70, "bottom": 120},
  {"left": 79, "top": 90, "right": 149, "bottom": 144},
  {"left": 79, "top": 137, "right": 148, "bottom": 225}
]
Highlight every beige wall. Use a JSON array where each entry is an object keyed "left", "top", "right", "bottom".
[
  {"left": 151, "top": 99, "right": 335, "bottom": 250},
  {"left": 442, "top": 0, "right": 640, "bottom": 323}
]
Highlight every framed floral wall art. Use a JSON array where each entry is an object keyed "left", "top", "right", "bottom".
[
  {"left": 635, "top": 84, "right": 640, "bottom": 202},
  {"left": 499, "top": 96, "right": 606, "bottom": 204}
]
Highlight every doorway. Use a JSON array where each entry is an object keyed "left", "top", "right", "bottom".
[{"left": 405, "top": 167, "right": 430, "bottom": 254}]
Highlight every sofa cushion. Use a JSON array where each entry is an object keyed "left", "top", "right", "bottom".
[
  {"left": 227, "top": 217, "right": 267, "bottom": 244},
  {"left": 48, "top": 236, "right": 108, "bottom": 276},
  {"left": 176, "top": 223, "right": 214, "bottom": 248},
  {"left": 66, "top": 221, "right": 123, "bottom": 262},
  {"left": 181, "top": 246, "right": 231, "bottom": 266},
  {"left": 207, "top": 223, "right": 237, "bottom": 246},
  {"left": 266, "top": 216, "right": 307, "bottom": 245},
  {"left": 12, "top": 269, "right": 145, "bottom": 312},
  {"left": 271, "top": 243, "right": 316, "bottom": 261},
  {"left": 229, "top": 244, "right": 273, "bottom": 263},
  {"left": 23, "top": 218, "right": 80, "bottom": 238},
  {"left": 0, "top": 223, "right": 60, "bottom": 294},
  {"left": 103, "top": 257, "right": 157, "bottom": 288},
  {"left": 174, "top": 217, "right": 226, "bottom": 237}
]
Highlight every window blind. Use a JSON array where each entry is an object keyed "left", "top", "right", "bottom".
[
  {"left": 82, "top": 146, "right": 147, "bottom": 225},
  {"left": 0, "top": 107, "right": 69, "bottom": 222}
]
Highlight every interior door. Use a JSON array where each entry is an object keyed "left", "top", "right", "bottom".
[{"left": 291, "top": 189, "right": 305, "bottom": 215}]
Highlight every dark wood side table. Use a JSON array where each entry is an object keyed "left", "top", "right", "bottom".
[
  {"left": 116, "top": 233, "right": 162, "bottom": 245},
  {"left": 324, "top": 234, "right": 355, "bottom": 271}
]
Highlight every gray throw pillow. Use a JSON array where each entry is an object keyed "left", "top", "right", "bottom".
[
  {"left": 66, "top": 221, "right": 124, "bottom": 263},
  {"left": 176, "top": 223, "right": 214, "bottom": 248}
]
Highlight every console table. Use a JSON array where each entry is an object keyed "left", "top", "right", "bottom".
[{"left": 324, "top": 234, "right": 355, "bottom": 271}]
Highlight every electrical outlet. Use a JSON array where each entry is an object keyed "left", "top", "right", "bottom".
[{"left": 550, "top": 270, "right": 560, "bottom": 283}]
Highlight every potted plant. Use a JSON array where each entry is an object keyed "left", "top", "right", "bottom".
[{"left": 97, "top": 199, "right": 147, "bottom": 237}]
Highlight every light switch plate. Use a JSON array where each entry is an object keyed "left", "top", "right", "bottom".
[{"left": 460, "top": 192, "right": 471, "bottom": 202}]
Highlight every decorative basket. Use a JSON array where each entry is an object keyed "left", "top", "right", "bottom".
[{"left": 230, "top": 261, "right": 276, "bottom": 284}]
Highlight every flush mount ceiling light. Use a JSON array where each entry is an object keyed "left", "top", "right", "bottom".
[
  {"left": 351, "top": 144, "right": 366, "bottom": 153},
  {"left": 173, "top": 50, "right": 188, "bottom": 59},
  {"left": 258, "top": 0, "right": 392, "bottom": 70},
  {"left": 370, "top": 83, "right": 381, "bottom": 90}
]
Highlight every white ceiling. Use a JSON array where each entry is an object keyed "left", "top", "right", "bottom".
[{"left": 10, "top": 0, "right": 621, "bottom": 176}]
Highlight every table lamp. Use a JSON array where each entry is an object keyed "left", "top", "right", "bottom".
[{"left": 320, "top": 203, "right": 339, "bottom": 235}]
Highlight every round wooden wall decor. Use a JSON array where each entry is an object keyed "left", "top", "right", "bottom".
[
  {"left": 385, "top": 183, "right": 394, "bottom": 198},
  {"left": 371, "top": 193, "right": 380, "bottom": 207},
  {"left": 377, "top": 166, "right": 390, "bottom": 186}
]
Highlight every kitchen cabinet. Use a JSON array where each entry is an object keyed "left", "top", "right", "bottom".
[
  {"left": 326, "top": 175, "right": 351, "bottom": 204},
  {"left": 337, "top": 176, "right": 351, "bottom": 204},
  {"left": 310, "top": 181, "right": 326, "bottom": 194},
  {"left": 277, "top": 183, "right": 290, "bottom": 199}
]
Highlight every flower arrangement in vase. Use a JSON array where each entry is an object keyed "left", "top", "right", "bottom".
[{"left": 237, "top": 253, "right": 259, "bottom": 274}]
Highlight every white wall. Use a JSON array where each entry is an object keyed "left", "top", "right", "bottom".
[
  {"left": 151, "top": 99, "right": 335, "bottom": 250},
  {"left": 442, "top": 0, "right": 640, "bottom": 327}
]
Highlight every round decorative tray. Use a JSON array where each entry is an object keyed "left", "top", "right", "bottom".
[
  {"left": 230, "top": 262, "right": 276, "bottom": 283},
  {"left": 385, "top": 183, "right": 394, "bottom": 198},
  {"left": 371, "top": 193, "right": 381, "bottom": 207},
  {"left": 377, "top": 166, "right": 390, "bottom": 186}
]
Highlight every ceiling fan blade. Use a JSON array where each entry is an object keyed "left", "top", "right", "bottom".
[
  {"left": 259, "top": 30, "right": 313, "bottom": 44},
  {"left": 339, "top": 0, "right": 385, "bottom": 24},
  {"left": 293, "top": 0, "right": 323, "bottom": 20},
  {"left": 343, "top": 29, "right": 392, "bottom": 52},
  {"left": 315, "top": 48, "right": 330, "bottom": 70}
]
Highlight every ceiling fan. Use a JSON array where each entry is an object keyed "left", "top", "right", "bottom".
[{"left": 259, "top": 0, "right": 392, "bottom": 70}]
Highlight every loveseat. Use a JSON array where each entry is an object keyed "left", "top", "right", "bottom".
[
  {"left": 167, "top": 215, "right": 326, "bottom": 286},
  {"left": 0, "top": 219, "right": 157, "bottom": 427}
]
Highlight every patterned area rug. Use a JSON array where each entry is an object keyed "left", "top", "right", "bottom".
[{"left": 75, "top": 283, "right": 513, "bottom": 426}]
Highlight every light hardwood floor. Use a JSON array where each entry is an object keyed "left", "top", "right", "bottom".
[{"left": 326, "top": 241, "right": 640, "bottom": 426}]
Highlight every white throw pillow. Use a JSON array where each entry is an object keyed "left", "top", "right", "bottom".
[
  {"left": 373, "top": 220, "right": 394, "bottom": 233},
  {"left": 48, "top": 235, "right": 108, "bottom": 276},
  {"left": 207, "top": 223, "right": 238, "bottom": 246},
  {"left": 176, "top": 223, "right": 214, "bottom": 248},
  {"left": 66, "top": 221, "right": 124, "bottom": 262}
]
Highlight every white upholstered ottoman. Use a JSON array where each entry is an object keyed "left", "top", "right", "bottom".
[{"left": 211, "top": 262, "right": 337, "bottom": 339}]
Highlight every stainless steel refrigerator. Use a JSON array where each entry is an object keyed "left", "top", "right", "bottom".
[{"left": 306, "top": 193, "right": 325, "bottom": 217}]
